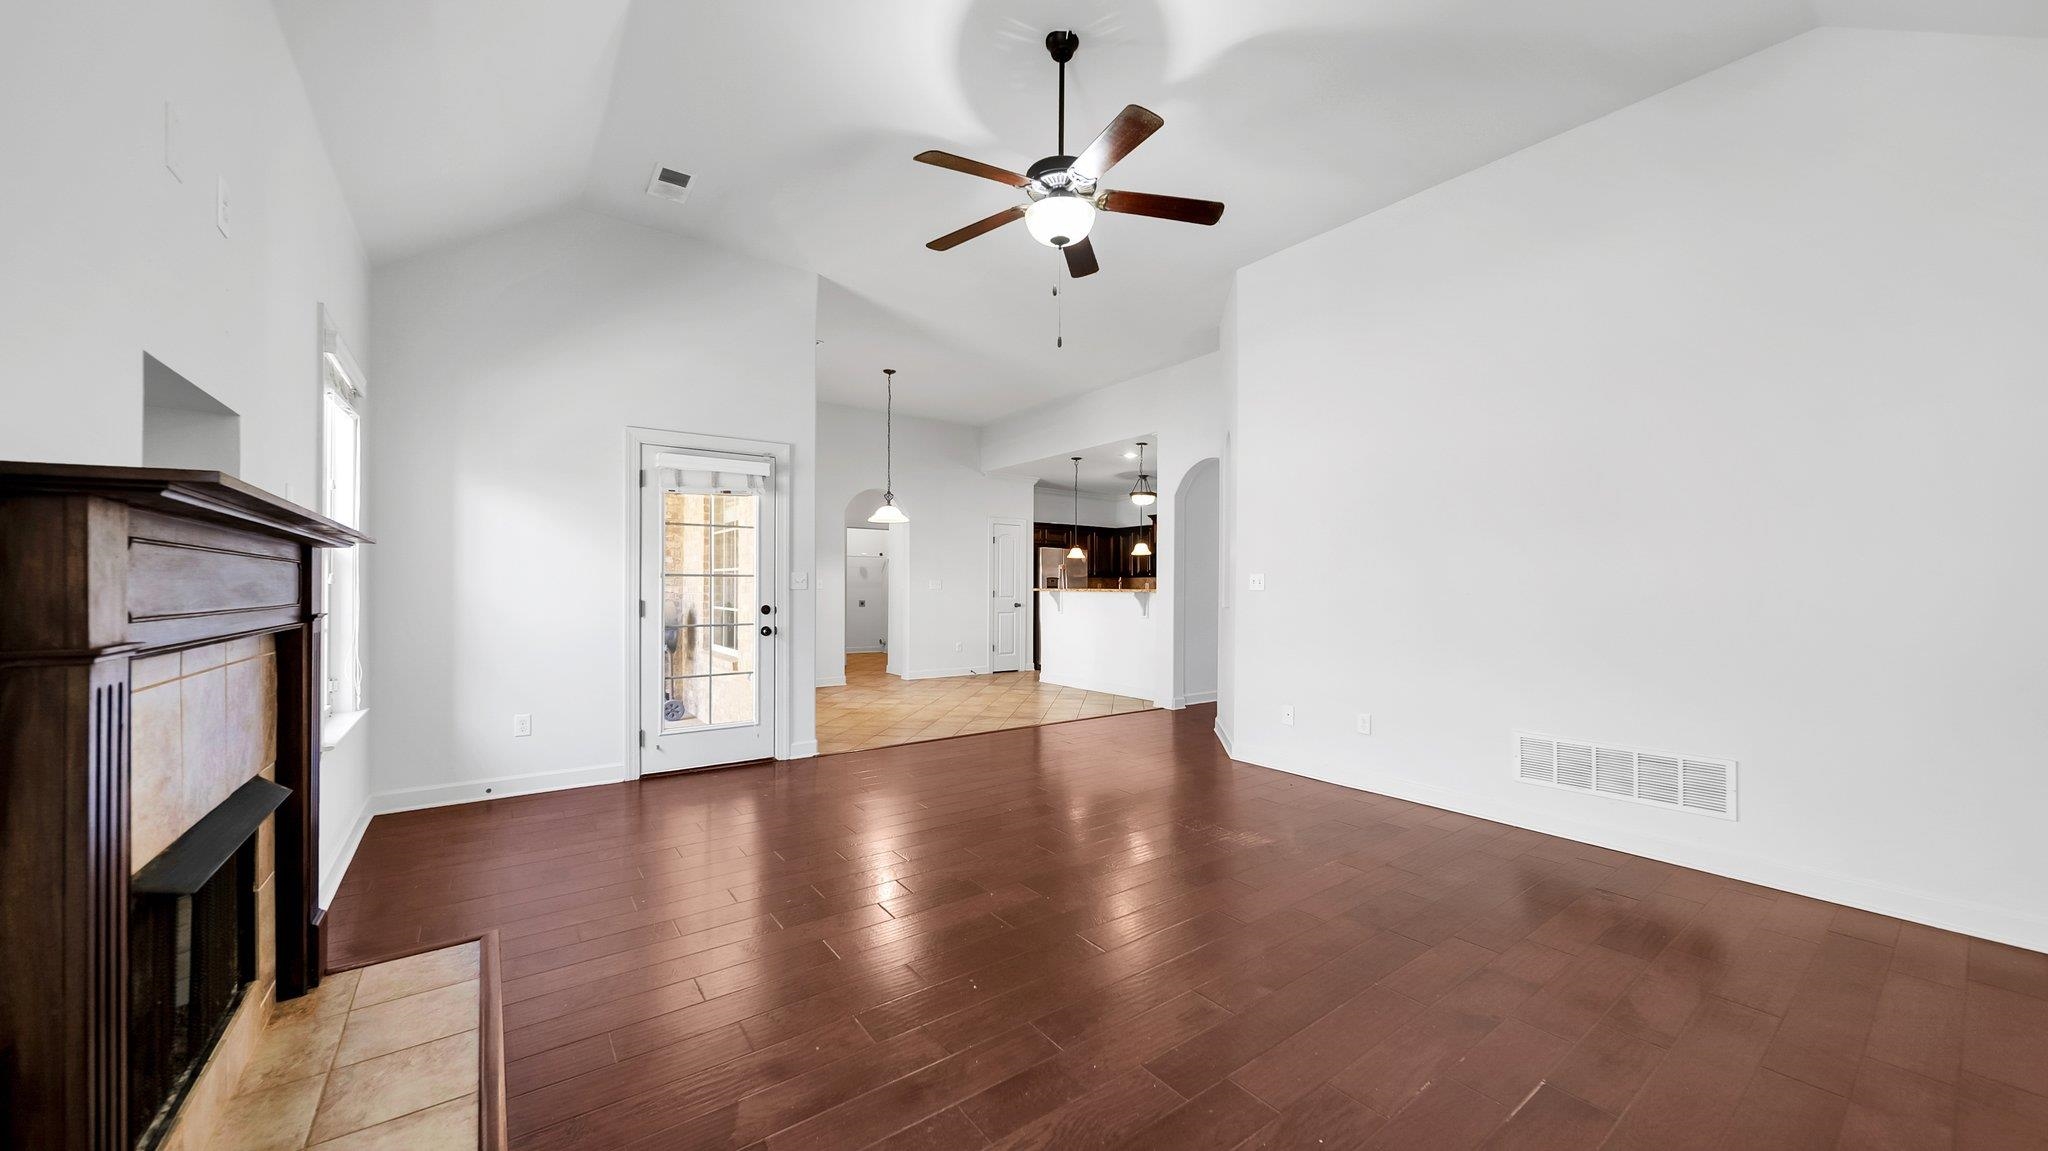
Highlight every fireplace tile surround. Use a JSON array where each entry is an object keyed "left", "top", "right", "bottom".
[{"left": 125, "top": 634, "right": 282, "bottom": 1148}]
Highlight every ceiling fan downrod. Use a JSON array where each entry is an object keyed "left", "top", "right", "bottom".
[{"left": 1047, "top": 31, "right": 1079, "bottom": 155}]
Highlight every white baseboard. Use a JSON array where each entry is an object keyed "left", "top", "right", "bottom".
[
  {"left": 318, "top": 798, "right": 375, "bottom": 908},
  {"left": 787, "top": 739, "right": 819, "bottom": 759},
  {"left": 814, "top": 676, "right": 846, "bottom": 688},
  {"left": 1183, "top": 690, "right": 1218, "bottom": 705},
  {"left": 903, "top": 666, "right": 985, "bottom": 681},
  {"left": 1214, "top": 719, "right": 1235, "bottom": 757},
  {"left": 1231, "top": 741, "right": 2048, "bottom": 954},
  {"left": 370, "top": 761, "right": 632, "bottom": 818}
]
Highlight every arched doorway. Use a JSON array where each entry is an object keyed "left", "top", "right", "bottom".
[
  {"left": 1174, "top": 457, "right": 1221, "bottom": 706},
  {"left": 843, "top": 488, "right": 892, "bottom": 660}
]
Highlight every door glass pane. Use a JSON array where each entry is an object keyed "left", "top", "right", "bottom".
[
  {"left": 710, "top": 673, "right": 756, "bottom": 725},
  {"left": 660, "top": 486, "right": 760, "bottom": 733},
  {"left": 663, "top": 676, "right": 711, "bottom": 731}
]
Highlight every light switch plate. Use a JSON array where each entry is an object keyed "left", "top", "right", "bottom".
[
  {"left": 1249, "top": 573, "right": 1266, "bottom": 591},
  {"left": 790, "top": 571, "right": 808, "bottom": 590},
  {"left": 927, "top": 580, "right": 942, "bottom": 590}
]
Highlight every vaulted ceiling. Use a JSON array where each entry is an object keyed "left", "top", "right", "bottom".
[{"left": 273, "top": 0, "right": 2043, "bottom": 423}]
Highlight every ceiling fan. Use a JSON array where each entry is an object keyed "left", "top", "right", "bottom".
[{"left": 915, "top": 30, "right": 1225, "bottom": 278}]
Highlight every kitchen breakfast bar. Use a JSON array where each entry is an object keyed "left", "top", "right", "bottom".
[{"left": 1036, "top": 586, "right": 1155, "bottom": 701}]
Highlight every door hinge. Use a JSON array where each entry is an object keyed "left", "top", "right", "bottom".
[
  {"left": 639, "top": 599, "right": 646, "bottom": 618},
  {"left": 638, "top": 730, "right": 646, "bottom": 748},
  {"left": 639, "top": 468, "right": 647, "bottom": 488}
]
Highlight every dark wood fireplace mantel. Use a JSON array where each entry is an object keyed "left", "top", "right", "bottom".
[{"left": 0, "top": 463, "right": 366, "bottom": 1151}]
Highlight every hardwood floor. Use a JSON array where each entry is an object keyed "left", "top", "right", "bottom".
[
  {"left": 815, "top": 653, "right": 1152, "bottom": 755},
  {"left": 328, "top": 705, "right": 2048, "bottom": 1150}
]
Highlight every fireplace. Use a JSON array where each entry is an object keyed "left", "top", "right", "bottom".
[
  {"left": 0, "top": 463, "right": 364, "bottom": 1151},
  {"left": 127, "top": 777, "right": 286, "bottom": 1149}
]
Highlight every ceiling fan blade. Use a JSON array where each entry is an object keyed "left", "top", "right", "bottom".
[
  {"left": 1072, "top": 105, "right": 1164, "bottom": 181},
  {"left": 1063, "top": 237, "right": 1099, "bottom": 278},
  {"left": 927, "top": 205, "right": 1026, "bottom": 251},
  {"left": 914, "top": 150, "right": 1033, "bottom": 189},
  {"left": 1099, "top": 189, "right": 1226, "bottom": 226}
]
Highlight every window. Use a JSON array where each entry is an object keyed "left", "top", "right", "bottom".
[{"left": 319, "top": 309, "right": 365, "bottom": 729}]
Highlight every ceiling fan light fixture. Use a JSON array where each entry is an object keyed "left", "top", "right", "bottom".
[{"left": 1025, "top": 192, "right": 1096, "bottom": 248}]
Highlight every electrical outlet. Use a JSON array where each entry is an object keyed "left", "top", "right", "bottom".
[
  {"left": 953, "top": 641, "right": 963, "bottom": 652},
  {"left": 1280, "top": 704, "right": 1294, "bottom": 726},
  {"left": 214, "top": 176, "right": 230, "bottom": 237},
  {"left": 790, "top": 571, "right": 809, "bottom": 590},
  {"left": 512, "top": 713, "right": 532, "bottom": 737},
  {"left": 1356, "top": 713, "right": 1372, "bottom": 735},
  {"left": 1249, "top": 573, "right": 1266, "bottom": 591},
  {"left": 927, "top": 579, "right": 942, "bottom": 590}
]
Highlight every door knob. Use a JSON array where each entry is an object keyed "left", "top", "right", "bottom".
[
  {"left": 760, "top": 604, "right": 773, "bottom": 614},
  {"left": 759, "top": 625, "right": 776, "bottom": 636},
  {"left": 1014, "top": 602, "right": 1022, "bottom": 608}
]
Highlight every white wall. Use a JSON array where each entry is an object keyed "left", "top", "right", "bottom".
[
  {"left": 816, "top": 403, "right": 1034, "bottom": 684},
  {"left": 983, "top": 353, "right": 1229, "bottom": 708},
  {"left": 1033, "top": 486, "right": 1151, "bottom": 530},
  {"left": 0, "top": 0, "right": 374, "bottom": 897},
  {"left": 1229, "top": 28, "right": 2048, "bottom": 950},
  {"left": 368, "top": 208, "right": 818, "bottom": 804}
]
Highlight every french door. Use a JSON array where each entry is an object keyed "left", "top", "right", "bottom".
[{"left": 640, "top": 444, "right": 776, "bottom": 772}]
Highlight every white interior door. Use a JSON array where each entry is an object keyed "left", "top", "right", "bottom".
[
  {"left": 640, "top": 445, "right": 776, "bottom": 772},
  {"left": 989, "top": 519, "right": 1028, "bottom": 673}
]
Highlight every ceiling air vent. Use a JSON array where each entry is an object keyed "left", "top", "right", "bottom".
[
  {"left": 1514, "top": 731, "right": 1737, "bottom": 821},
  {"left": 646, "top": 165, "right": 692, "bottom": 204}
]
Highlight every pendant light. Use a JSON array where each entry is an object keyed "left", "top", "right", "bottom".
[
  {"left": 1128, "top": 441, "right": 1157, "bottom": 506},
  {"left": 1066, "top": 457, "right": 1087, "bottom": 561},
  {"left": 1130, "top": 493, "right": 1152, "bottom": 558},
  {"left": 868, "top": 368, "right": 908, "bottom": 524}
]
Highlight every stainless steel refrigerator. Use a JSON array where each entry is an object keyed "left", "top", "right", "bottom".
[{"left": 1037, "top": 546, "right": 1086, "bottom": 589}]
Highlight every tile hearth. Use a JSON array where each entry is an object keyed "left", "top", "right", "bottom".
[{"left": 207, "top": 941, "right": 484, "bottom": 1150}]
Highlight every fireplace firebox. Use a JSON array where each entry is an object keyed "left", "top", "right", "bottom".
[{"left": 126, "top": 776, "right": 287, "bottom": 1149}]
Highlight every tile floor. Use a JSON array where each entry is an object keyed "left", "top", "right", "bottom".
[
  {"left": 815, "top": 652, "right": 1153, "bottom": 754},
  {"left": 210, "top": 941, "right": 483, "bottom": 1150}
]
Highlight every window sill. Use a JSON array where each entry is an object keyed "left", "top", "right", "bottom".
[{"left": 321, "top": 708, "right": 368, "bottom": 751}]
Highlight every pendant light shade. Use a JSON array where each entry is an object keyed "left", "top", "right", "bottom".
[
  {"left": 1066, "top": 457, "right": 1086, "bottom": 561},
  {"left": 868, "top": 368, "right": 908, "bottom": 524},
  {"left": 1129, "top": 442, "right": 1157, "bottom": 506},
  {"left": 1131, "top": 471, "right": 1152, "bottom": 557}
]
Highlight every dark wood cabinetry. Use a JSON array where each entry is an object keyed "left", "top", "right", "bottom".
[
  {"left": 0, "top": 463, "right": 364, "bottom": 1151},
  {"left": 1033, "top": 519, "right": 1157, "bottom": 582}
]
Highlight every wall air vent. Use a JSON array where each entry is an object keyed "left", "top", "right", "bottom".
[
  {"left": 646, "top": 165, "right": 693, "bottom": 204},
  {"left": 1515, "top": 730, "right": 1736, "bottom": 820}
]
